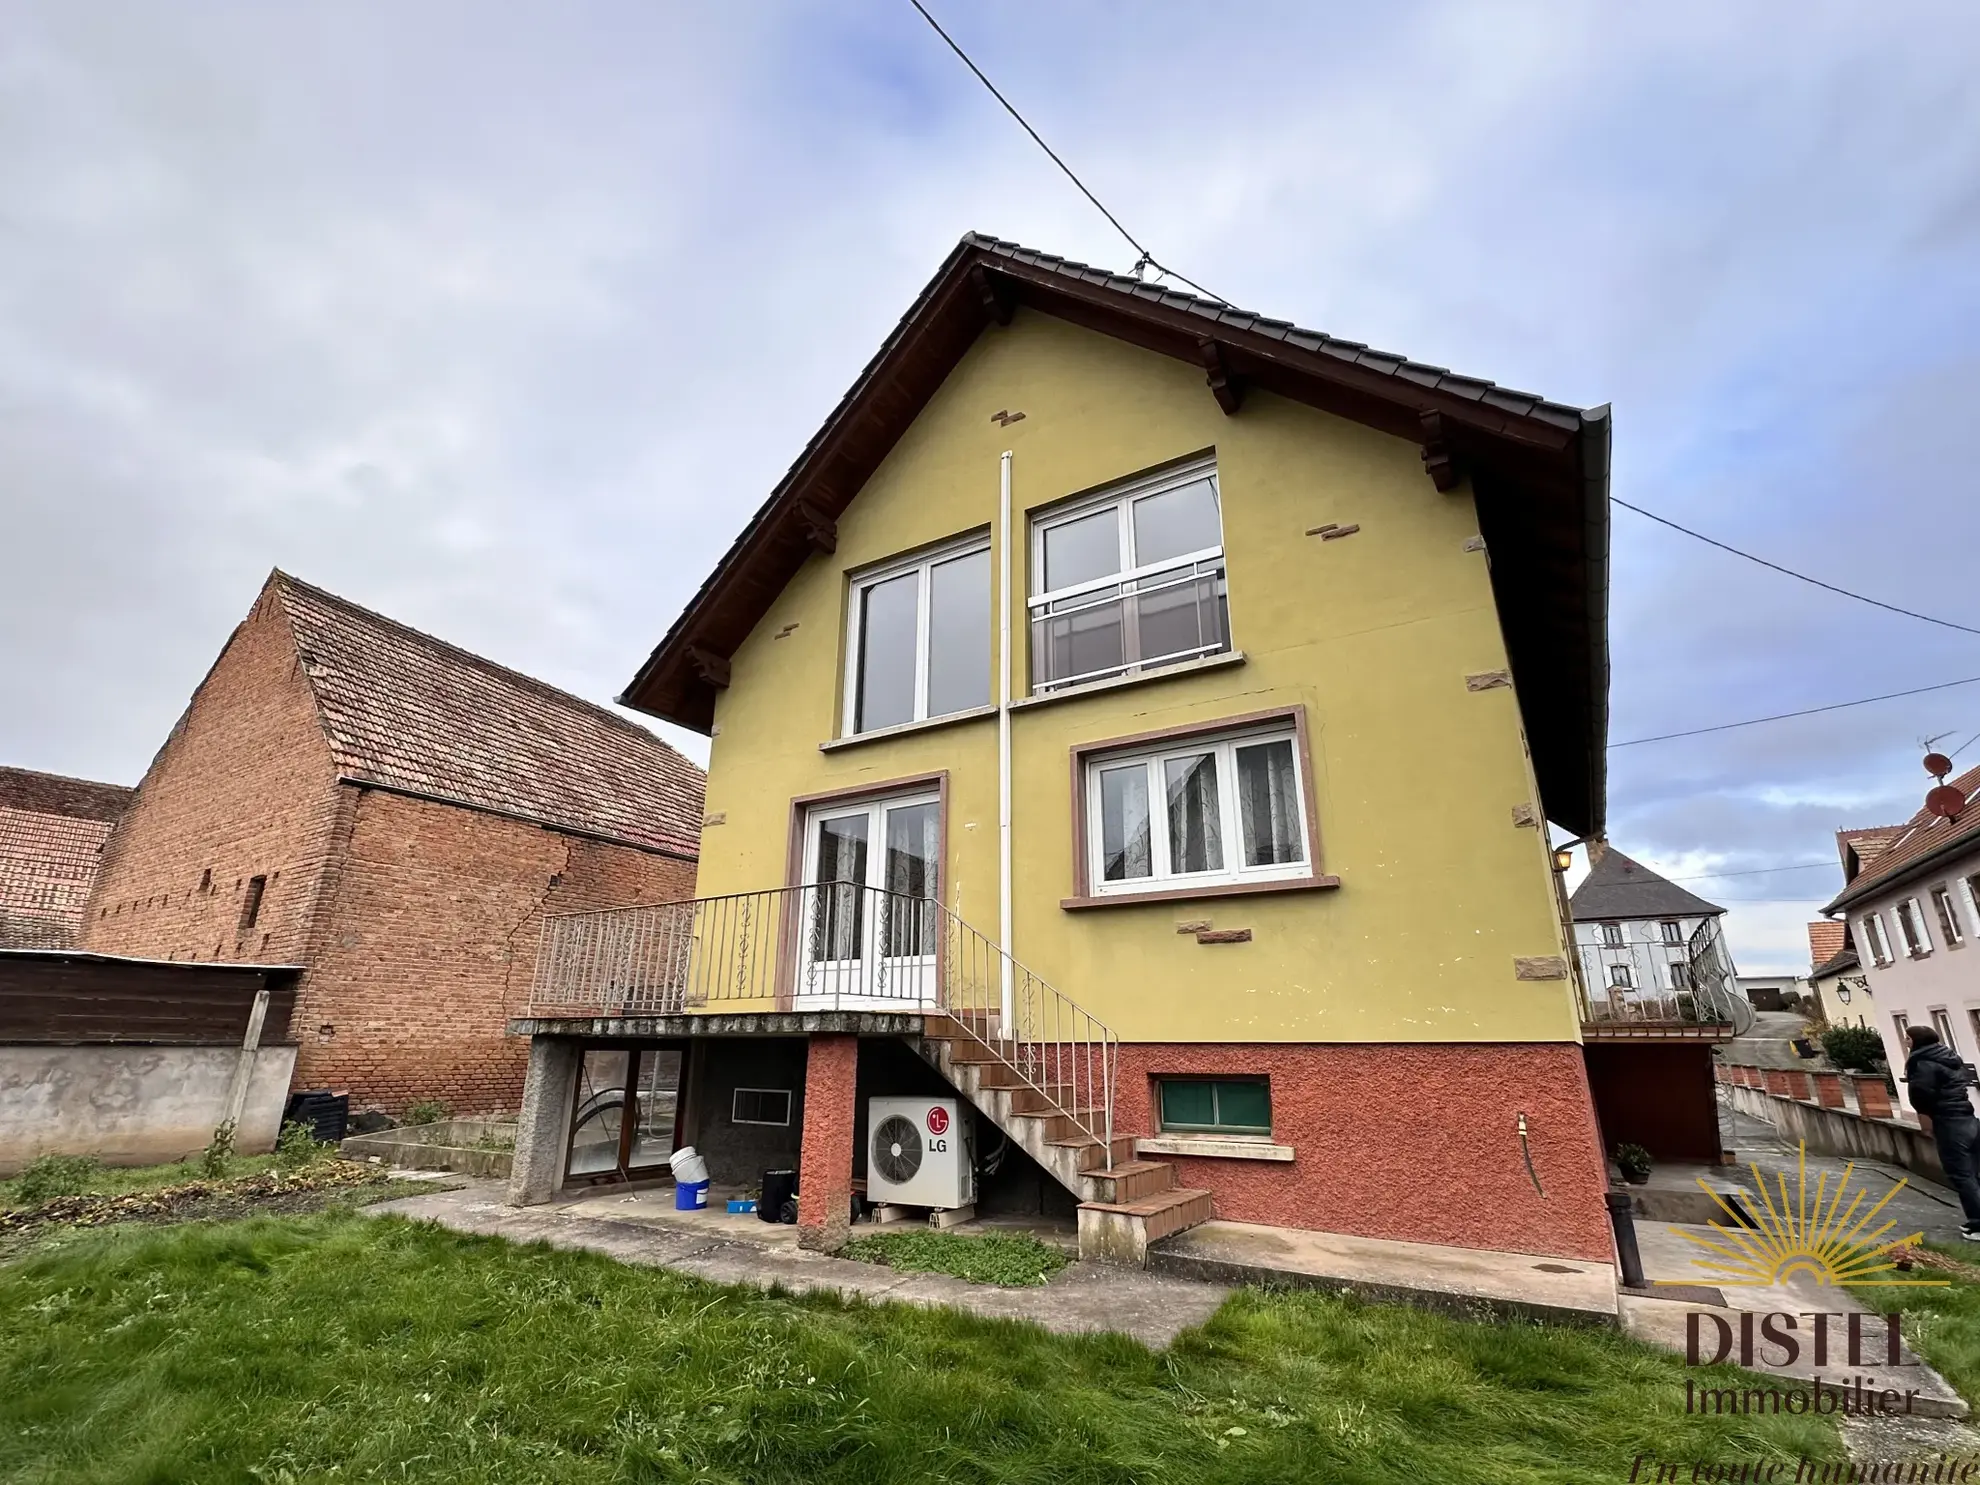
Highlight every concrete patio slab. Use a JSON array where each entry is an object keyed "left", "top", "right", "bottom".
[
  {"left": 1147, "top": 1219, "right": 1620, "bottom": 1326},
  {"left": 364, "top": 1179, "right": 1228, "bottom": 1349}
]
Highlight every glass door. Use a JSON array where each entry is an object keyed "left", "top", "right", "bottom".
[
  {"left": 564, "top": 1046, "right": 683, "bottom": 1184},
  {"left": 797, "top": 792, "right": 940, "bottom": 1009}
]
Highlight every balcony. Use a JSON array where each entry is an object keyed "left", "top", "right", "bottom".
[{"left": 525, "top": 884, "right": 1120, "bottom": 1150}]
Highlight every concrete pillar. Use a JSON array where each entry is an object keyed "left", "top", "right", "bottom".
[
  {"left": 508, "top": 1036, "right": 582, "bottom": 1206},
  {"left": 1812, "top": 1072, "right": 1846, "bottom": 1109},
  {"left": 1850, "top": 1075, "right": 1895, "bottom": 1121},
  {"left": 797, "top": 1033, "right": 859, "bottom": 1252}
]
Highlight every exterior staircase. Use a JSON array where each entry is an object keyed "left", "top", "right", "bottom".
[{"left": 917, "top": 1013, "right": 1214, "bottom": 1265}]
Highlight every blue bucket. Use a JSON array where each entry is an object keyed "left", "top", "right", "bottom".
[{"left": 675, "top": 1179, "right": 710, "bottom": 1211}]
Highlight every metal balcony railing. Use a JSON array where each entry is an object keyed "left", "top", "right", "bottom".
[{"left": 528, "top": 885, "right": 1118, "bottom": 1152}]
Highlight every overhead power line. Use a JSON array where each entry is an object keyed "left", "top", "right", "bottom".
[
  {"left": 1613, "top": 498, "right": 1980, "bottom": 638},
  {"left": 1610, "top": 674, "right": 1980, "bottom": 748},
  {"left": 906, "top": 0, "right": 1229, "bottom": 305},
  {"left": 1663, "top": 862, "right": 1838, "bottom": 882}
]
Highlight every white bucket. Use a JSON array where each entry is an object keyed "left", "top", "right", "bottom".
[{"left": 668, "top": 1146, "right": 710, "bottom": 1186}]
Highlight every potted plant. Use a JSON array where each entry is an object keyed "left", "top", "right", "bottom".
[{"left": 1613, "top": 1143, "right": 1653, "bottom": 1185}]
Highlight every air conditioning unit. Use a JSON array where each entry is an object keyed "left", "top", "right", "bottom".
[{"left": 867, "top": 1096, "right": 975, "bottom": 1209}]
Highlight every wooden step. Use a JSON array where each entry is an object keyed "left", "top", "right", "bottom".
[{"left": 1081, "top": 1160, "right": 1177, "bottom": 1204}]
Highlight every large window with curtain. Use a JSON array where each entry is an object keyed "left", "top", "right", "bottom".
[{"left": 1083, "top": 724, "right": 1309, "bottom": 896}]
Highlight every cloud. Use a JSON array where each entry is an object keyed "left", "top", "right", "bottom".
[{"left": 3, "top": 1, "right": 1977, "bottom": 974}]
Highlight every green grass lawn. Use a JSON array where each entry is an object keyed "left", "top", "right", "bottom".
[
  {"left": 1863, "top": 1245, "right": 1980, "bottom": 1406},
  {"left": 0, "top": 1211, "right": 1840, "bottom": 1484}
]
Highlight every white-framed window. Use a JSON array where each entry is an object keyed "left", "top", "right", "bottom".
[
  {"left": 1932, "top": 1008, "right": 1957, "bottom": 1051},
  {"left": 843, "top": 534, "right": 991, "bottom": 735},
  {"left": 1029, "top": 456, "right": 1228, "bottom": 692},
  {"left": 1610, "top": 964, "right": 1633, "bottom": 989},
  {"left": 1600, "top": 921, "right": 1624, "bottom": 948},
  {"left": 1898, "top": 898, "right": 1933, "bottom": 959},
  {"left": 1660, "top": 920, "right": 1682, "bottom": 945},
  {"left": 1858, "top": 913, "right": 1894, "bottom": 968},
  {"left": 1934, "top": 886, "right": 1965, "bottom": 949},
  {"left": 1084, "top": 724, "right": 1307, "bottom": 895},
  {"left": 731, "top": 1088, "right": 793, "bottom": 1126}
]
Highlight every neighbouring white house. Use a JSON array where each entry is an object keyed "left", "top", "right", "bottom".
[
  {"left": 1807, "top": 920, "right": 1870, "bottom": 1030},
  {"left": 1569, "top": 843, "right": 1734, "bottom": 1020},
  {"left": 1823, "top": 763, "right": 1980, "bottom": 1114}
]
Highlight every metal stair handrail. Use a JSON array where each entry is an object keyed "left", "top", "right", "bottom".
[
  {"left": 529, "top": 885, "right": 1121, "bottom": 1156},
  {"left": 933, "top": 902, "right": 1119, "bottom": 1158}
]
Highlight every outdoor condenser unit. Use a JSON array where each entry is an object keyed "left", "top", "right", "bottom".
[{"left": 866, "top": 1096, "right": 975, "bottom": 1209}]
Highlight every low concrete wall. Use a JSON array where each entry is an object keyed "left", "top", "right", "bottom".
[
  {"left": 0, "top": 1043, "right": 297, "bottom": 1174},
  {"left": 1725, "top": 1081, "right": 1945, "bottom": 1182},
  {"left": 342, "top": 1119, "right": 516, "bottom": 1178}
]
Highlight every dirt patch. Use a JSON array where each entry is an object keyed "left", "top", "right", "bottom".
[{"left": 0, "top": 1161, "right": 396, "bottom": 1258}]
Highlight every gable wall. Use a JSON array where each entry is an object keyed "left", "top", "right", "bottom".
[
  {"left": 693, "top": 310, "right": 1577, "bottom": 1044},
  {"left": 82, "top": 589, "right": 345, "bottom": 968},
  {"left": 296, "top": 786, "right": 696, "bottom": 1114}
]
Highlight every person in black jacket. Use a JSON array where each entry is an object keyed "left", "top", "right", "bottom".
[{"left": 1904, "top": 1023, "right": 1980, "bottom": 1238}]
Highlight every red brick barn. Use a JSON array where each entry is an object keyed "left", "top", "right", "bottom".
[
  {"left": 82, "top": 570, "right": 704, "bottom": 1115},
  {"left": 0, "top": 767, "right": 131, "bottom": 949}
]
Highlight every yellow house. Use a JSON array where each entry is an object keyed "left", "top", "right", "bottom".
[{"left": 510, "top": 235, "right": 1617, "bottom": 1268}]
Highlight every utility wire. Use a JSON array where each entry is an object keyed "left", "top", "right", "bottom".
[
  {"left": 906, "top": 0, "right": 1230, "bottom": 305},
  {"left": 1951, "top": 728, "right": 1980, "bottom": 760},
  {"left": 1663, "top": 862, "right": 1838, "bottom": 882},
  {"left": 1610, "top": 674, "right": 1980, "bottom": 747},
  {"left": 1613, "top": 498, "right": 1980, "bottom": 638}
]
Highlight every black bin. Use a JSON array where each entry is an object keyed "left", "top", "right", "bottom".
[
  {"left": 760, "top": 1168, "right": 798, "bottom": 1224},
  {"left": 283, "top": 1090, "right": 349, "bottom": 1143}
]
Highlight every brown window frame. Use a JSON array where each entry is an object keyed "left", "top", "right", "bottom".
[
  {"left": 1933, "top": 886, "right": 1965, "bottom": 950},
  {"left": 1062, "top": 705, "right": 1338, "bottom": 911}
]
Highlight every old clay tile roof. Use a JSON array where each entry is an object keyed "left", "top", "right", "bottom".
[
  {"left": 1824, "top": 763, "right": 1980, "bottom": 915},
  {"left": 1806, "top": 920, "right": 1847, "bottom": 972},
  {"left": 269, "top": 572, "right": 703, "bottom": 857},
  {"left": 620, "top": 231, "right": 1611, "bottom": 841},
  {"left": 0, "top": 765, "right": 132, "bottom": 949},
  {"left": 1568, "top": 845, "right": 1726, "bottom": 921}
]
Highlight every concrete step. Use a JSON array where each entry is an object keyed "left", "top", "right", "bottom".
[
  {"left": 1004, "top": 1083, "right": 1077, "bottom": 1114},
  {"left": 1081, "top": 1160, "right": 1177, "bottom": 1204},
  {"left": 1048, "top": 1133, "right": 1140, "bottom": 1171},
  {"left": 1077, "top": 1187, "right": 1216, "bottom": 1266},
  {"left": 1006, "top": 1107, "right": 1109, "bottom": 1143}
]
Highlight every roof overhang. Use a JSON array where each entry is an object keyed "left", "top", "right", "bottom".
[
  {"left": 620, "top": 235, "right": 1611, "bottom": 838},
  {"left": 1823, "top": 821, "right": 1980, "bottom": 915}
]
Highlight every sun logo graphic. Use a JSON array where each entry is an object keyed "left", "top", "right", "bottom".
[{"left": 1667, "top": 1144, "right": 1946, "bottom": 1288}]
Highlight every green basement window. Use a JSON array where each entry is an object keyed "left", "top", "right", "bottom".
[{"left": 1157, "top": 1078, "right": 1271, "bottom": 1136}]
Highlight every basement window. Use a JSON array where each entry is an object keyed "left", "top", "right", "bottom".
[
  {"left": 1156, "top": 1078, "right": 1271, "bottom": 1136},
  {"left": 731, "top": 1088, "right": 792, "bottom": 1127},
  {"left": 239, "top": 875, "right": 267, "bottom": 933}
]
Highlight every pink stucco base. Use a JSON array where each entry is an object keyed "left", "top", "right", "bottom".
[
  {"left": 796, "top": 1033, "right": 858, "bottom": 1250},
  {"left": 1114, "top": 1042, "right": 1616, "bottom": 1263}
]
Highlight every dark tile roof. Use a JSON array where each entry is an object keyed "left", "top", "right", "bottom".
[
  {"left": 964, "top": 235, "right": 1593, "bottom": 434},
  {"left": 1568, "top": 846, "right": 1726, "bottom": 921},
  {"left": 0, "top": 766, "right": 132, "bottom": 822},
  {"left": 1824, "top": 763, "right": 1980, "bottom": 915},
  {"left": 270, "top": 572, "right": 704, "bottom": 857}
]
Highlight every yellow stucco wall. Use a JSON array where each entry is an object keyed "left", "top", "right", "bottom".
[{"left": 696, "top": 309, "right": 1581, "bottom": 1043}]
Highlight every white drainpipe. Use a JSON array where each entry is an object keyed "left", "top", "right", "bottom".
[{"left": 998, "top": 449, "right": 1015, "bottom": 1026}]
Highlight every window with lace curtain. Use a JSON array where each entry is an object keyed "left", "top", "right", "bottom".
[{"left": 1082, "top": 724, "right": 1308, "bottom": 896}]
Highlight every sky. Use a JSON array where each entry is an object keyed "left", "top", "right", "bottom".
[{"left": 4, "top": 2, "right": 1978, "bottom": 974}]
